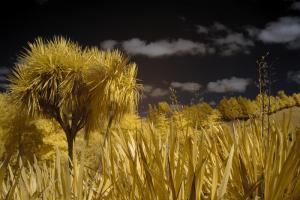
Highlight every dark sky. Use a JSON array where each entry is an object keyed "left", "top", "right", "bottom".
[{"left": 0, "top": 0, "right": 300, "bottom": 114}]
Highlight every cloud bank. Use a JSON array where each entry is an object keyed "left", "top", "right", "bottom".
[
  {"left": 101, "top": 38, "right": 211, "bottom": 57},
  {"left": 100, "top": 40, "right": 118, "bottom": 50},
  {"left": 101, "top": 18, "right": 260, "bottom": 57},
  {"left": 142, "top": 85, "right": 169, "bottom": 98},
  {"left": 207, "top": 77, "right": 252, "bottom": 93},
  {"left": 196, "top": 25, "right": 209, "bottom": 34},
  {"left": 170, "top": 82, "right": 201, "bottom": 92},
  {"left": 101, "top": 6, "right": 300, "bottom": 59},
  {"left": 287, "top": 70, "right": 300, "bottom": 84},
  {"left": 195, "top": 22, "right": 254, "bottom": 56},
  {"left": 101, "top": 21, "right": 255, "bottom": 57},
  {"left": 143, "top": 81, "right": 202, "bottom": 99},
  {"left": 246, "top": 2, "right": 300, "bottom": 49},
  {"left": 292, "top": 2, "right": 300, "bottom": 11},
  {"left": 256, "top": 17, "right": 300, "bottom": 48}
]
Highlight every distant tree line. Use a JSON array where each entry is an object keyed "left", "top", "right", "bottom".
[
  {"left": 1, "top": 90, "right": 299, "bottom": 163},
  {"left": 147, "top": 91, "right": 300, "bottom": 128},
  {"left": 218, "top": 91, "right": 300, "bottom": 121}
]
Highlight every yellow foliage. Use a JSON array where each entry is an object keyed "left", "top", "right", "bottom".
[
  {"left": 1, "top": 115, "right": 300, "bottom": 199},
  {"left": 293, "top": 93, "right": 300, "bottom": 105},
  {"left": 0, "top": 93, "right": 48, "bottom": 162},
  {"left": 8, "top": 37, "right": 141, "bottom": 161},
  {"left": 218, "top": 97, "right": 244, "bottom": 120},
  {"left": 9, "top": 37, "right": 141, "bottom": 133},
  {"left": 277, "top": 90, "right": 296, "bottom": 108},
  {"left": 0, "top": 93, "right": 70, "bottom": 163},
  {"left": 181, "top": 102, "right": 219, "bottom": 128}
]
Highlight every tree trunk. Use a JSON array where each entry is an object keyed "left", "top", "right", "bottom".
[
  {"left": 54, "top": 111, "right": 78, "bottom": 169},
  {"left": 66, "top": 133, "right": 74, "bottom": 169}
]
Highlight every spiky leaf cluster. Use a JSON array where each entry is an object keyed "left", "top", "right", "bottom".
[{"left": 9, "top": 37, "right": 140, "bottom": 133}]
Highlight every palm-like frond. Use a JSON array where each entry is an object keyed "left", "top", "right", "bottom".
[{"left": 85, "top": 50, "right": 141, "bottom": 132}]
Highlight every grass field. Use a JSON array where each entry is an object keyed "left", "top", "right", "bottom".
[{"left": 1, "top": 105, "right": 300, "bottom": 199}]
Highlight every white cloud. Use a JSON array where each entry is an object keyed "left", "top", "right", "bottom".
[
  {"left": 207, "top": 47, "right": 216, "bottom": 54},
  {"left": 292, "top": 2, "right": 300, "bottom": 11},
  {"left": 100, "top": 40, "right": 118, "bottom": 50},
  {"left": 257, "top": 17, "right": 300, "bottom": 45},
  {"left": 143, "top": 85, "right": 153, "bottom": 93},
  {"left": 149, "top": 88, "right": 169, "bottom": 97},
  {"left": 213, "top": 27, "right": 254, "bottom": 56},
  {"left": 122, "top": 38, "right": 208, "bottom": 57},
  {"left": 245, "top": 26, "right": 260, "bottom": 37},
  {"left": 142, "top": 84, "right": 169, "bottom": 98},
  {"left": 101, "top": 21, "right": 255, "bottom": 58},
  {"left": 197, "top": 17, "right": 300, "bottom": 52},
  {"left": 170, "top": 82, "right": 201, "bottom": 92},
  {"left": 243, "top": 8, "right": 300, "bottom": 49},
  {"left": 288, "top": 39, "right": 300, "bottom": 49},
  {"left": 212, "top": 22, "right": 228, "bottom": 31},
  {"left": 220, "top": 44, "right": 242, "bottom": 56},
  {"left": 101, "top": 38, "right": 211, "bottom": 57},
  {"left": 214, "top": 33, "right": 254, "bottom": 46},
  {"left": 196, "top": 25, "right": 209, "bottom": 34},
  {"left": 287, "top": 70, "right": 300, "bottom": 84},
  {"left": 215, "top": 33, "right": 254, "bottom": 56},
  {"left": 207, "top": 77, "right": 252, "bottom": 93},
  {"left": 195, "top": 22, "right": 255, "bottom": 55},
  {"left": 220, "top": 43, "right": 251, "bottom": 56}
]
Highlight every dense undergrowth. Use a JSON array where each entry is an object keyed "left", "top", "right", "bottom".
[
  {"left": 1, "top": 90, "right": 300, "bottom": 199},
  {"left": 0, "top": 114, "right": 300, "bottom": 199}
]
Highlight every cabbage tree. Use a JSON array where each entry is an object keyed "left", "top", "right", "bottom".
[{"left": 9, "top": 37, "right": 140, "bottom": 162}]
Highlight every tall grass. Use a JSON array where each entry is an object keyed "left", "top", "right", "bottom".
[{"left": 1, "top": 115, "right": 300, "bottom": 199}]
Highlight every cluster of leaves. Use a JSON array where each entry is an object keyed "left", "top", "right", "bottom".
[{"left": 9, "top": 37, "right": 140, "bottom": 132}]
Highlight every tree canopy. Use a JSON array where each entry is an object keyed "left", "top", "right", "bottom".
[{"left": 8, "top": 37, "right": 141, "bottom": 161}]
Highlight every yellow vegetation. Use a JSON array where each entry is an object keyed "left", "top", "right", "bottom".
[
  {"left": 1, "top": 37, "right": 300, "bottom": 199},
  {"left": 8, "top": 37, "right": 141, "bottom": 161},
  {"left": 0, "top": 115, "right": 300, "bottom": 199}
]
